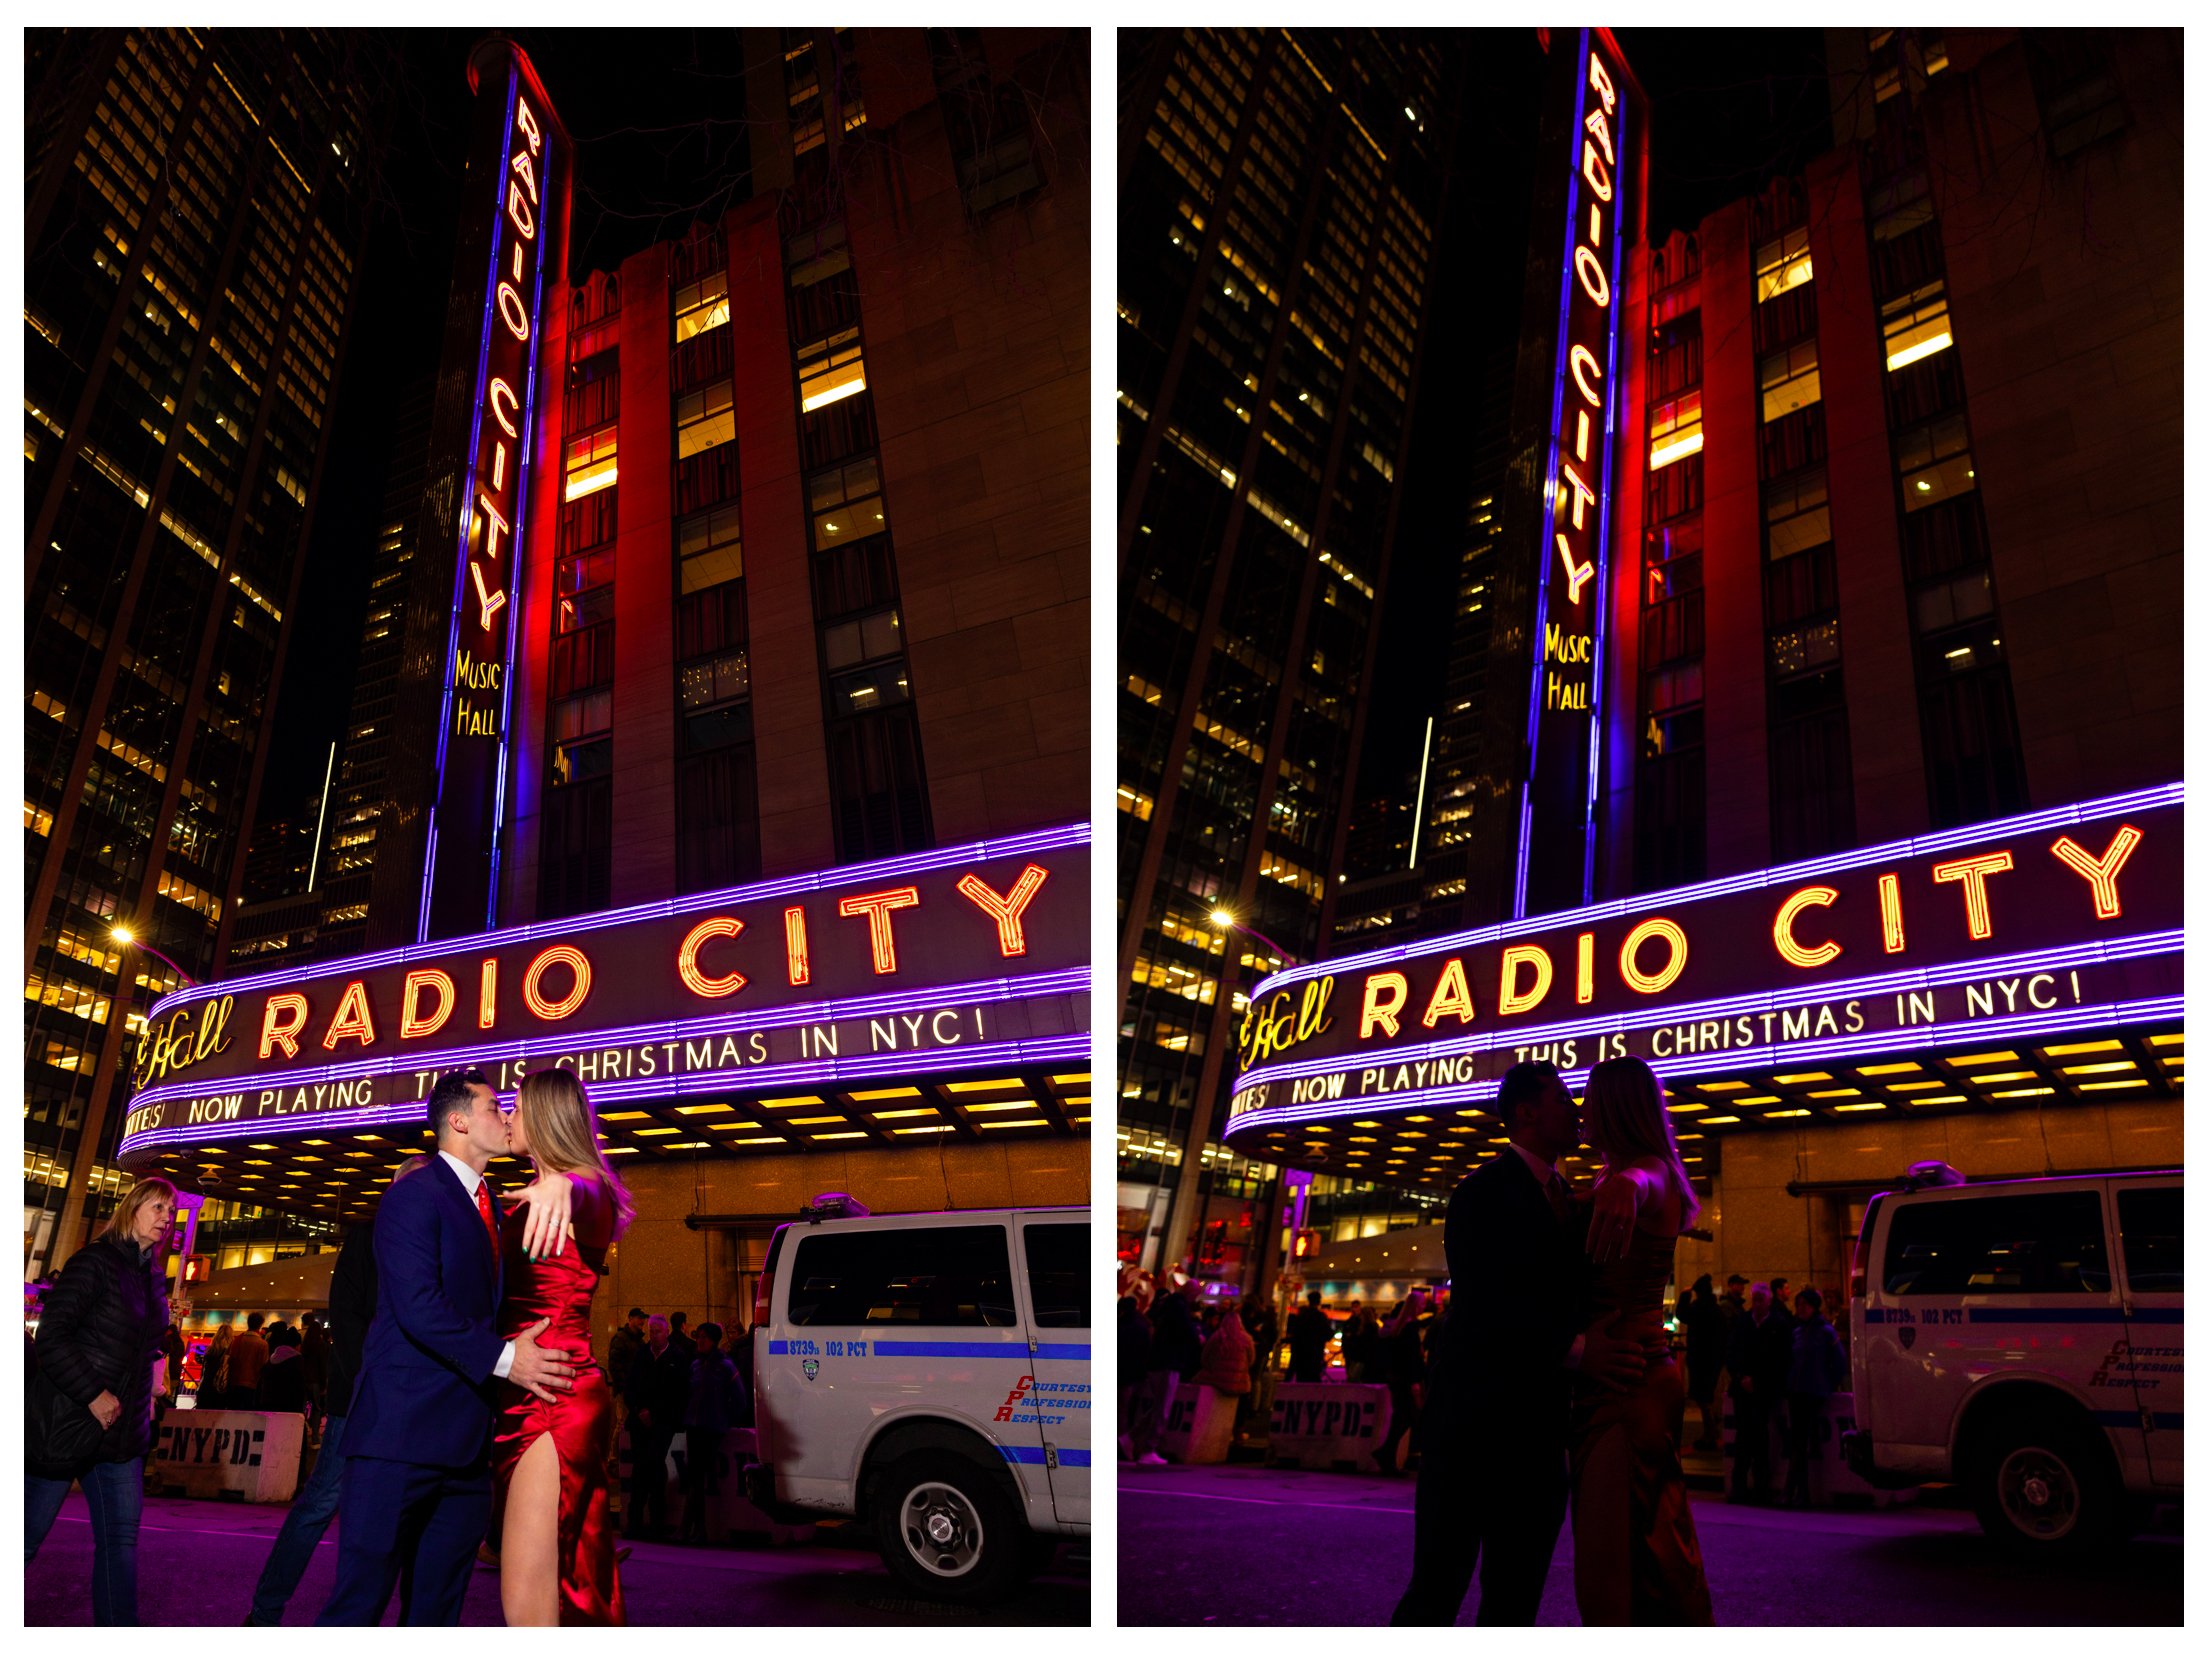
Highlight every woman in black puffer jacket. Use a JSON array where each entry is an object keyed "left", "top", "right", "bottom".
[{"left": 26, "top": 1176, "right": 176, "bottom": 1625}]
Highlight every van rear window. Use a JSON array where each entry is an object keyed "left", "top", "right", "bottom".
[
  {"left": 1883, "top": 1191, "right": 2111, "bottom": 1295},
  {"left": 2117, "top": 1187, "right": 2181, "bottom": 1292},
  {"left": 787, "top": 1225, "right": 1018, "bottom": 1327}
]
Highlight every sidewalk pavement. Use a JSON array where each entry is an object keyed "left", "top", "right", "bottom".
[{"left": 25, "top": 1488, "right": 1088, "bottom": 1626}]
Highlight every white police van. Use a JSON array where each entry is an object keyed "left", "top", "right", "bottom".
[
  {"left": 745, "top": 1195, "right": 1090, "bottom": 1601},
  {"left": 1843, "top": 1164, "right": 2181, "bottom": 1553}
]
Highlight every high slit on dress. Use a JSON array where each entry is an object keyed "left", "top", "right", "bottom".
[
  {"left": 490, "top": 1212, "right": 626, "bottom": 1626},
  {"left": 1569, "top": 1221, "right": 1714, "bottom": 1626}
]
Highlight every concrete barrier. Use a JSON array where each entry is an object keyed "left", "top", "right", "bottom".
[
  {"left": 1264, "top": 1381, "right": 1392, "bottom": 1472},
  {"left": 1156, "top": 1383, "right": 1241, "bottom": 1463},
  {"left": 146, "top": 1409, "right": 304, "bottom": 1502}
]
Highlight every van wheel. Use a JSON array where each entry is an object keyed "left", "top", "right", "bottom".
[
  {"left": 874, "top": 1451, "right": 1023, "bottom": 1603},
  {"left": 1971, "top": 1407, "right": 2119, "bottom": 1556}
]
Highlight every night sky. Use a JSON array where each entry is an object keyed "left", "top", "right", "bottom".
[
  {"left": 1357, "top": 27, "right": 1834, "bottom": 805},
  {"left": 257, "top": 28, "right": 763, "bottom": 822}
]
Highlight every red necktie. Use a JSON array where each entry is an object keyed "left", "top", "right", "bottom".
[{"left": 476, "top": 1178, "right": 500, "bottom": 1255}]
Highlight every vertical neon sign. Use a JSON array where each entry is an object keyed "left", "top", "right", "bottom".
[
  {"left": 1515, "top": 30, "right": 1635, "bottom": 919},
  {"left": 419, "top": 46, "right": 563, "bottom": 942}
]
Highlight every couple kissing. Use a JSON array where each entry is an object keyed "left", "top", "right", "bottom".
[
  {"left": 1393, "top": 1055, "right": 1715, "bottom": 1627},
  {"left": 316, "top": 1065, "right": 633, "bottom": 1627}
]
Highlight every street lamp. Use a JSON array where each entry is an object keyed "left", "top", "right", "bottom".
[
  {"left": 1208, "top": 906, "right": 1292, "bottom": 968},
  {"left": 111, "top": 926, "right": 198, "bottom": 988}
]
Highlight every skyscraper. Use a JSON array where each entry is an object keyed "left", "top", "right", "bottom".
[
  {"left": 1115, "top": 29, "right": 1462, "bottom": 1280},
  {"left": 23, "top": 28, "right": 381, "bottom": 1273}
]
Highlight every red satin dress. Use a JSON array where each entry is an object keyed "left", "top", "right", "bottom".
[{"left": 491, "top": 1209, "right": 626, "bottom": 1626}]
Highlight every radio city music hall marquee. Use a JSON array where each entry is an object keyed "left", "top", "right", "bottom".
[
  {"left": 420, "top": 40, "right": 568, "bottom": 941},
  {"left": 119, "top": 827, "right": 1089, "bottom": 1158},
  {"left": 1517, "top": 28, "right": 1642, "bottom": 918},
  {"left": 1226, "top": 786, "right": 2180, "bottom": 1136}
]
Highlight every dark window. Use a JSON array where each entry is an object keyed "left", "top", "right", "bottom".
[
  {"left": 786, "top": 1224, "right": 1018, "bottom": 1328},
  {"left": 1769, "top": 669, "right": 1855, "bottom": 860},
  {"left": 537, "top": 773, "right": 611, "bottom": 920},
  {"left": 825, "top": 707, "right": 930, "bottom": 861},
  {"left": 1635, "top": 738, "right": 1704, "bottom": 892},
  {"left": 564, "top": 347, "right": 619, "bottom": 431},
  {"left": 1883, "top": 1192, "right": 2111, "bottom": 1295},
  {"left": 551, "top": 622, "right": 614, "bottom": 698},
  {"left": 1647, "top": 451, "right": 1703, "bottom": 523},
  {"left": 1648, "top": 314, "right": 1702, "bottom": 400},
  {"left": 2026, "top": 31, "right": 2130, "bottom": 159},
  {"left": 558, "top": 487, "right": 617, "bottom": 557},
  {"left": 1915, "top": 618, "right": 2027, "bottom": 827},
  {"left": 1023, "top": 1222, "right": 1089, "bottom": 1329},
  {"left": 676, "top": 735, "right": 760, "bottom": 894},
  {"left": 2117, "top": 1187, "right": 2181, "bottom": 1294}
]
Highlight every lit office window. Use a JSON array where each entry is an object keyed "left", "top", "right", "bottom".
[
  {"left": 1759, "top": 340, "right": 1822, "bottom": 423},
  {"left": 1897, "top": 413, "right": 1976, "bottom": 512},
  {"left": 1754, "top": 228, "right": 1812, "bottom": 303},
  {"left": 797, "top": 326, "right": 866, "bottom": 411},
  {"left": 674, "top": 270, "right": 729, "bottom": 343},
  {"left": 1649, "top": 390, "right": 1703, "bottom": 470},
  {"left": 675, "top": 378, "right": 735, "bottom": 459},
  {"left": 1883, "top": 284, "right": 1954, "bottom": 370}
]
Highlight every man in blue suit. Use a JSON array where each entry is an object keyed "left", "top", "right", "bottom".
[{"left": 316, "top": 1069, "right": 577, "bottom": 1625}]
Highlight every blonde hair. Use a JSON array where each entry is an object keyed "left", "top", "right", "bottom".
[
  {"left": 516, "top": 1066, "right": 633, "bottom": 1237},
  {"left": 101, "top": 1175, "right": 179, "bottom": 1272},
  {"left": 1582, "top": 1056, "right": 1700, "bottom": 1230}
]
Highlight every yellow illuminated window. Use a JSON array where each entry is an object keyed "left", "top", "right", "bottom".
[
  {"left": 1649, "top": 390, "right": 1703, "bottom": 470},
  {"left": 807, "top": 454, "right": 884, "bottom": 550},
  {"left": 1754, "top": 227, "right": 1812, "bottom": 302},
  {"left": 674, "top": 270, "right": 729, "bottom": 344},
  {"left": 1759, "top": 341, "right": 1821, "bottom": 423},
  {"left": 797, "top": 327, "right": 865, "bottom": 411},
  {"left": 1883, "top": 284, "right": 1953, "bottom": 371},
  {"left": 563, "top": 455, "right": 616, "bottom": 502},
  {"left": 1897, "top": 413, "right": 1975, "bottom": 512},
  {"left": 677, "top": 502, "right": 743, "bottom": 592},
  {"left": 675, "top": 379, "right": 734, "bottom": 459}
]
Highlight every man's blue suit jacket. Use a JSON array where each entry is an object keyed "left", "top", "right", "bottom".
[{"left": 341, "top": 1156, "right": 506, "bottom": 1469}]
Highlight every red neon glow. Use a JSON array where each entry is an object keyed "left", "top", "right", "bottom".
[
  {"left": 2050, "top": 823, "right": 2142, "bottom": 920},
  {"left": 1931, "top": 850, "right": 2013, "bottom": 941},
  {"left": 784, "top": 906, "right": 810, "bottom": 986},
  {"left": 260, "top": 993, "right": 309, "bottom": 1059},
  {"left": 479, "top": 959, "right": 498, "bottom": 1029},
  {"left": 837, "top": 886, "right": 921, "bottom": 974},
  {"left": 1497, "top": 944, "right": 1554, "bottom": 1015},
  {"left": 1877, "top": 872, "right": 1906, "bottom": 954},
  {"left": 400, "top": 969, "right": 457, "bottom": 1039},
  {"left": 676, "top": 918, "right": 746, "bottom": 999},
  {"left": 321, "top": 980, "right": 377, "bottom": 1050},
  {"left": 1361, "top": 972, "right": 1410, "bottom": 1039},
  {"left": 1421, "top": 958, "right": 1476, "bottom": 1028},
  {"left": 1619, "top": 917, "right": 1688, "bottom": 995},
  {"left": 956, "top": 864, "right": 1049, "bottom": 958},
  {"left": 523, "top": 945, "right": 592, "bottom": 1020},
  {"left": 1772, "top": 886, "right": 1842, "bottom": 969},
  {"left": 1576, "top": 932, "right": 1595, "bottom": 1004}
]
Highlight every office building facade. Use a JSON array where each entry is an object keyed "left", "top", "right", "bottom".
[
  {"left": 23, "top": 28, "right": 378, "bottom": 1274},
  {"left": 1116, "top": 28, "right": 1462, "bottom": 1280}
]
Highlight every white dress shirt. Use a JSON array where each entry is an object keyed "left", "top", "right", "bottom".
[{"left": 439, "top": 1150, "right": 516, "bottom": 1380}]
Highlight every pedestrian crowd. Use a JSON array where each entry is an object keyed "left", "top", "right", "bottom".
[{"left": 24, "top": 1165, "right": 761, "bottom": 1625}]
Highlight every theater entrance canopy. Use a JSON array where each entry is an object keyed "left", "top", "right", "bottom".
[
  {"left": 117, "top": 826, "right": 1090, "bottom": 1222},
  {"left": 1226, "top": 787, "right": 2180, "bottom": 1191}
]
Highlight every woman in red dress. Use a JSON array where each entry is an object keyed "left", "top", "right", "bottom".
[{"left": 494, "top": 1067, "right": 634, "bottom": 1626}]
